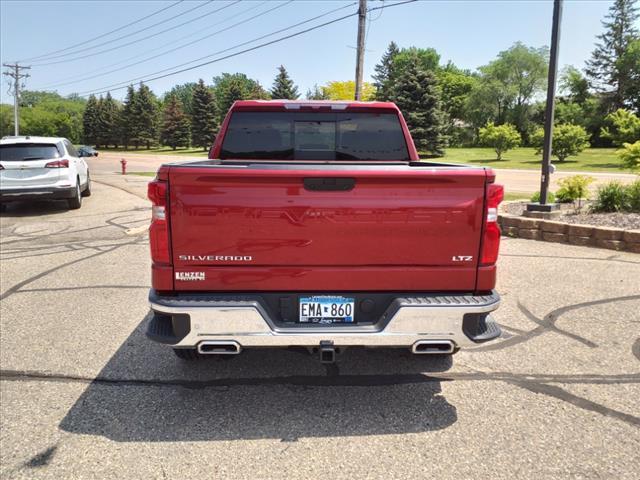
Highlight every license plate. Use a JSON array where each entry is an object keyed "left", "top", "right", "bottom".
[{"left": 299, "top": 296, "right": 355, "bottom": 324}]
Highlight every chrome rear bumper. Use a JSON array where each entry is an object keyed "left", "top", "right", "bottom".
[{"left": 148, "top": 291, "right": 501, "bottom": 351}]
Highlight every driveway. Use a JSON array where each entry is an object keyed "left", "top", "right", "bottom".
[{"left": 1, "top": 173, "right": 639, "bottom": 479}]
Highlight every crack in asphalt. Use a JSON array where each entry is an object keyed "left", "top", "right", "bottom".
[
  {"left": 2, "top": 369, "right": 639, "bottom": 427},
  {"left": 92, "top": 178, "right": 148, "bottom": 200},
  {"left": 0, "top": 241, "right": 138, "bottom": 301},
  {"left": 3, "top": 369, "right": 638, "bottom": 387},
  {"left": 501, "top": 253, "right": 640, "bottom": 265},
  {"left": 471, "top": 294, "right": 640, "bottom": 352}
]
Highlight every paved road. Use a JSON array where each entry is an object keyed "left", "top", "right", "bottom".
[
  {"left": 92, "top": 152, "right": 638, "bottom": 194},
  {"left": 1, "top": 174, "right": 639, "bottom": 479}
]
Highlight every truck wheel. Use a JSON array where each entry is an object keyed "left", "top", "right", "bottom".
[
  {"left": 172, "top": 348, "right": 203, "bottom": 360},
  {"left": 67, "top": 180, "right": 82, "bottom": 210},
  {"left": 82, "top": 172, "right": 92, "bottom": 197}
]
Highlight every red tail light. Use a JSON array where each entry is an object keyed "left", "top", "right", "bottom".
[
  {"left": 148, "top": 179, "right": 170, "bottom": 264},
  {"left": 480, "top": 183, "right": 504, "bottom": 265},
  {"left": 45, "top": 159, "right": 69, "bottom": 168}
]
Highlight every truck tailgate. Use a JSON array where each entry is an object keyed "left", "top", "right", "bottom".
[{"left": 168, "top": 164, "right": 489, "bottom": 291}]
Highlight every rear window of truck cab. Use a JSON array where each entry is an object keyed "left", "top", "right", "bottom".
[
  {"left": 220, "top": 111, "right": 410, "bottom": 161},
  {"left": 0, "top": 143, "right": 61, "bottom": 161}
]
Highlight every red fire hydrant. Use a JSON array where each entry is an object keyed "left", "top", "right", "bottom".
[{"left": 120, "top": 158, "right": 127, "bottom": 175}]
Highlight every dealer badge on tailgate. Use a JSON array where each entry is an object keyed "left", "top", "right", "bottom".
[{"left": 176, "top": 271, "right": 205, "bottom": 281}]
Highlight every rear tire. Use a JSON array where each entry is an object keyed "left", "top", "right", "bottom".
[
  {"left": 82, "top": 172, "right": 92, "bottom": 197},
  {"left": 172, "top": 348, "right": 203, "bottom": 360},
  {"left": 67, "top": 180, "right": 82, "bottom": 210}
]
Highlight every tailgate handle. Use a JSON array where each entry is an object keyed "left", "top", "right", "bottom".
[{"left": 304, "top": 177, "right": 355, "bottom": 191}]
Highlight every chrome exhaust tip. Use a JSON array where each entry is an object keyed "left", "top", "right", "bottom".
[
  {"left": 197, "top": 340, "right": 242, "bottom": 355},
  {"left": 411, "top": 340, "right": 455, "bottom": 355}
]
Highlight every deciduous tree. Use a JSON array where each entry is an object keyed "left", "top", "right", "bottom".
[
  {"left": 532, "top": 124, "right": 591, "bottom": 161},
  {"left": 478, "top": 123, "right": 521, "bottom": 160}
]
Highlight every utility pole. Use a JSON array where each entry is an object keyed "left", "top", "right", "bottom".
[
  {"left": 529, "top": 0, "right": 562, "bottom": 213},
  {"left": 3, "top": 63, "right": 31, "bottom": 136},
  {"left": 354, "top": 0, "right": 367, "bottom": 100}
]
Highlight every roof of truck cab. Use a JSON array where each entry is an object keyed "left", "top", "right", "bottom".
[{"left": 230, "top": 100, "right": 400, "bottom": 111}]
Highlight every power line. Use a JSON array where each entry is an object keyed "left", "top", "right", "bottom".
[
  {"left": 19, "top": 1, "right": 184, "bottom": 62},
  {"left": 3, "top": 63, "right": 31, "bottom": 135},
  {"left": 77, "top": 0, "right": 415, "bottom": 98},
  {"left": 76, "top": 2, "right": 357, "bottom": 96},
  {"left": 31, "top": 1, "right": 222, "bottom": 66},
  {"left": 35, "top": 0, "right": 285, "bottom": 90}
]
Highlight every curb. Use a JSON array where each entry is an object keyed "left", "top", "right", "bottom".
[{"left": 498, "top": 214, "right": 640, "bottom": 253}]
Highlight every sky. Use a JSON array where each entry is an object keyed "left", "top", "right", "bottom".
[{"left": 0, "top": 0, "right": 622, "bottom": 102}]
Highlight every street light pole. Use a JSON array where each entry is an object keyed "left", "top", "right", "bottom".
[{"left": 538, "top": 0, "right": 563, "bottom": 206}]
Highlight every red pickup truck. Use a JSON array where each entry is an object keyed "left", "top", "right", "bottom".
[{"left": 146, "top": 100, "right": 503, "bottom": 362}]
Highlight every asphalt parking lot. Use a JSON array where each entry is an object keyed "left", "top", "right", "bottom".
[{"left": 1, "top": 173, "right": 639, "bottom": 479}]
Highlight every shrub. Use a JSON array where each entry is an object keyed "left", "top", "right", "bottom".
[
  {"left": 532, "top": 124, "right": 591, "bottom": 161},
  {"left": 555, "top": 189, "right": 574, "bottom": 203},
  {"left": 555, "top": 175, "right": 594, "bottom": 209},
  {"left": 530, "top": 191, "right": 555, "bottom": 203},
  {"left": 478, "top": 122, "right": 521, "bottom": 160},
  {"left": 591, "top": 181, "right": 630, "bottom": 212},
  {"left": 601, "top": 109, "right": 640, "bottom": 146},
  {"left": 627, "top": 180, "right": 640, "bottom": 212},
  {"left": 618, "top": 141, "right": 640, "bottom": 172}
]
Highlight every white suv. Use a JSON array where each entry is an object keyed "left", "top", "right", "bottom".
[{"left": 0, "top": 136, "right": 91, "bottom": 210}]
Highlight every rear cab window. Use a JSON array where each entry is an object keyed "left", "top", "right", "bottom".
[
  {"left": 220, "top": 111, "right": 410, "bottom": 161},
  {"left": 0, "top": 143, "right": 61, "bottom": 162}
]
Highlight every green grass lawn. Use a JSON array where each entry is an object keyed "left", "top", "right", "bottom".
[
  {"left": 430, "top": 147, "right": 627, "bottom": 173},
  {"left": 112, "top": 146, "right": 628, "bottom": 173},
  {"left": 101, "top": 146, "right": 209, "bottom": 157}
]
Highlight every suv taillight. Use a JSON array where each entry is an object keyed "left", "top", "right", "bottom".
[
  {"left": 480, "top": 183, "right": 504, "bottom": 266},
  {"left": 148, "top": 179, "right": 170, "bottom": 264},
  {"left": 45, "top": 159, "right": 69, "bottom": 168}
]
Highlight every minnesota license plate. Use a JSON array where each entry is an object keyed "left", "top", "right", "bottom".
[{"left": 299, "top": 296, "right": 355, "bottom": 324}]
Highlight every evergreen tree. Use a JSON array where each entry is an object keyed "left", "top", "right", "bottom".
[
  {"left": 82, "top": 95, "right": 99, "bottom": 146},
  {"left": 160, "top": 95, "right": 191, "bottom": 150},
  {"left": 305, "top": 84, "right": 329, "bottom": 100},
  {"left": 135, "top": 83, "right": 160, "bottom": 148},
  {"left": 191, "top": 79, "right": 218, "bottom": 150},
  {"left": 212, "top": 73, "right": 270, "bottom": 122},
  {"left": 95, "top": 96, "right": 105, "bottom": 148},
  {"left": 219, "top": 78, "right": 247, "bottom": 119},
  {"left": 373, "top": 41, "right": 400, "bottom": 100},
  {"left": 389, "top": 58, "right": 448, "bottom": 156},
  {"left": 120, "top": 85, "right": 138, "bottom": 148},
  {"left": 97, "top": 92, "right": 119, "bottom": 148},
  {"left": 249, "top": 81, "right": 271, "bottom": 100},
  {"left": 586, "top": 0, "right": 639, "bottom": 109},
  {"left": 270, "top": 65, "right": 299, "bottom": 99}
]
